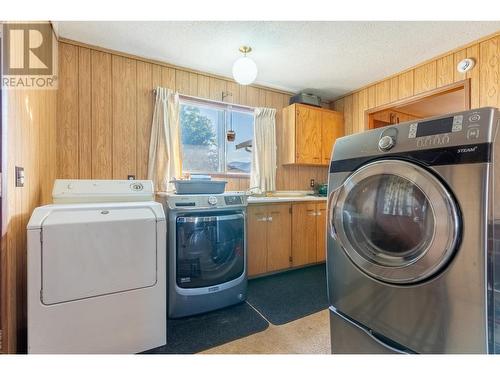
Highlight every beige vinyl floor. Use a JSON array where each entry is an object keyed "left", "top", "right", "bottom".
[{"left": 201, "top": 305, "right": 331, "bottom": 354}]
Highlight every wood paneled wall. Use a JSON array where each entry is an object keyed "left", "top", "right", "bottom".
[
  {"left": 57, "top": 40, "right": 328, "bottom": 191},
  {"left": 1, "top": 86, "right": 57, "bottom": 354},
  {"left": 333, "top": 32, "right": 500, "bottom": 134}
]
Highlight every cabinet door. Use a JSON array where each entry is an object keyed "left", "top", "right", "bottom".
[
  {"left": 291, "top": 203, "right": 318, "bottom": 267},
  {"left": 266, "top": 204, "right": 292, "bottom": 272},
  {"left": 316, "top": 203, "right": 327, "bottom": 262},
  {"left": 321, "top": 111, "right": 344, "bottom": 165},
  {"left": 295, "top": 106, "right": 322, "bottom": 164},
  {"left": 247, "top": 205, "right": 269, "bottom": 276}
]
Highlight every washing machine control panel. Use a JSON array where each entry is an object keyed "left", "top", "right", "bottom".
[{"left": 167, "top": 193, "right": 248, "bottom": 210}]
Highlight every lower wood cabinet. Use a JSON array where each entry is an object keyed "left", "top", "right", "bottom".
[
  {"left": 247, "top": 203, "right": 291, "bottom": 277},
  {"left": 247, "top": 201, "right": 327, "bottom": 277},
  {"left": 291, "top": 202, "right": 327, "bottom": 267}
]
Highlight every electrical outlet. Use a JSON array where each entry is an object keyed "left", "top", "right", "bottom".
[
  {"left": 310, "top": 179, "right": 315, "bottom": 188},
  {"left": 15, "top": 166, "right": 24, "bottom": 187}
]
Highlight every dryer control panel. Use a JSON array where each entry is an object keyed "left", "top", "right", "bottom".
[
  {"left": 331, "top": 107, "right": 498, "bottom": 162},
  {"left": 52, "top": 179, "right": 155, "bottom": 203}
]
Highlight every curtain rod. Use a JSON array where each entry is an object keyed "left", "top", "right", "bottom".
[{"left": 152, "top": 88, "right": 256, "bottom": 112}]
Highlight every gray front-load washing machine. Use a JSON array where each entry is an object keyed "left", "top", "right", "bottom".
[
  {"left": 327, "top": 107, "right": 500, "bottom": 353},
  {"left": 160, "top": 192, "right": 248, "bottom": 318}
]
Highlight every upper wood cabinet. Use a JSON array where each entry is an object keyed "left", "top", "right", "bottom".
[{"left": 282, "top": 103, "right": 344, "bottom": 166}]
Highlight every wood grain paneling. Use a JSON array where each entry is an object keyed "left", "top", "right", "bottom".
[
  {"left": 56, "top": 40, "right": 328, "bottom": 194},
  {"left": 136, "top": 61, "right": 153, "bottom": 179},
  {"left": 197, "top": 75, "right": 210, "bottom": 98},
  {"left": 414, "top": 61, "right": 437, "bottom": 95},
  {"left": 436, "top": 54, "right": 455, "bottom": 88},
  {"left": 479, "top": 36, "right": 500, "bottom": 107},
  {"left": 398, "top": 71, "right": 414, "bottom": 99},
  {"left": 57, "top": 43, "right": 79, "bottom": 178},
  {"left": 161, "top": 66, "right": 176, "bottom": 90},
  {"left": 389, "top": 76, "right": 399, "bottom": 103},
  {"left": 112, "top": 55, "right": 137, "bottom": 179},
  {"left": 375, "top": 80, "right": 391, "bottom": 107},
  {"left": 367, "top": 85, "right": 376, "bottom": 108},
  {"left": 351, "top": 92, "right": 359, "bottom": 135},
  {"left": 91, "top": 50, "right": 112, "bottom": 179},
  {"left": 175, "top": 70, "right": 191, "bottom": 95},
  {"left": 357, "top": 89, "right": 369, "bottom": 132},
  {"left": 209, "top": 77, "right": 226, "bottom": 101},
  {"left": 343, "top": 95, "right": 353, "bottom": 136},
  {"left": 78, "top": 47, "right": 92, "bottom": 179},
  {"left": 2, "top": 86, "right": 57, "bottom": 353},
  {"left": 454, "top": 49, "right": 467, "bottom": 83},
  {"left": 245, "top": 86, "right": 260, "bottom": 107},
  {"left": 176, "top": 70, "right": 199, "bottom": 96},
  {"left": 226, "top": 81, "right": 240, "bottom": 103},
  {"left": 467, "top": 44, "right": 481, "bottom": 109}
]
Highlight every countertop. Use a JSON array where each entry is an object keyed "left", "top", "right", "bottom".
[
  {"left": 156, "top": 190, "right": 328, "bottom": 204},
  {"left": 247, "top": 192, "right": 327, "bottom": 204}
]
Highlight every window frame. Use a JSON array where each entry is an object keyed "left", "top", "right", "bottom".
[{"left": 179, "top": 95, "right": 255, "bottom": 178}]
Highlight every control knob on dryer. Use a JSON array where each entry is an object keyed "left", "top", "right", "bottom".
[
  {"left": 208, "top": 196, "right": 218, "bottom": 206},
  {"left": 378, "top": 135, "right": 396, "bottom": 151}
]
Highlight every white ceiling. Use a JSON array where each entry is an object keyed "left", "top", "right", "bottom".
[{"left": 55, "top": 21, "right": 500, "bottom": 100}]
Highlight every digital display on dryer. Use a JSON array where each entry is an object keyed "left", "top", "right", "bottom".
[{"left": 416, "top": 117, "right": 454, "bottom": 137}]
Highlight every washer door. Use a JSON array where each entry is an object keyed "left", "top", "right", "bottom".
[{"left": 329, "top": 159, "right": 460, "bottom": 284}]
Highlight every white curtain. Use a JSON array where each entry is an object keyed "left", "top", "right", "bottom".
[
  {"left": 250, "top": 107, "right": 277, "bottom": 194},
  {"left": 147, "top": 87, "right": 182, "bottom": 192}
]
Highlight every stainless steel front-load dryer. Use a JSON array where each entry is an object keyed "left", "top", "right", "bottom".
[{"left": 327, "top": 107, "right": 500, "bottom": 354}]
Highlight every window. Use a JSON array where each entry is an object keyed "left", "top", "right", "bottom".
[{"left": 180, "top": 97, "right": 254, "bottom": 175}]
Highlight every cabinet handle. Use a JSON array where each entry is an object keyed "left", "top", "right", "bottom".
[
  {"left": 307, "top": 210, "right": 317, "bottom": 216},
  {"left": 316, "top": 212, "right": 321, "bottom": 216},
  {"left": 268, "top": 216, "right": 273, "bottom": 222},
  {"left": 256, "top": 217, "right": 268, "bottom": 222}
]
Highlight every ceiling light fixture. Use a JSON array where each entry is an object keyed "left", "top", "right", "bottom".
[{"left": 232, "top": 46, "right": 257, "bottom": 85}]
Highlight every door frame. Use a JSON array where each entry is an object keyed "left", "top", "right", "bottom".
[{"left": 365, "top": 79, "right": 471, "bottom": 130}]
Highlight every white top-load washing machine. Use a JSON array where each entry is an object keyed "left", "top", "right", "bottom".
[{"left": 27, "top": 180, "right": 166, "bottom": 354}]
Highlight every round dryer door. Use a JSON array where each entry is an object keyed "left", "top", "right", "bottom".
[{"left": 329, "top": 159, "right": 461, "bottom": 284}]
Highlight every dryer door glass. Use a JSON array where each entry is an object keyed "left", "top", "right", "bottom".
[
  {"left": 176, "top": 212, "right": 244, "bottom": 288},
  {"left": 331, "top": 159, "right": 460, "bottom": 284}
]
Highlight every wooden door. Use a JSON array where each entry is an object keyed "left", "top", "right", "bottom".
[
  {"left": 316, "top": 203, "right": 327, "bottom": 262},
  {"left": 321, "top": 111, "right": 344, "bottom": 165},
  {"left": 266, "top": 204, "right": 291, "bottom": 272},
  {"left": 247, "top": 205, "right": 269, "bottom": 276},
  {"left": 295, "top": 105, "right": 322, "bottom": 164},
  {"left": 291, "top": 203, "right": 318, "bottom": 267}
]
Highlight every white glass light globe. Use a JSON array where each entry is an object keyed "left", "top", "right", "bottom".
[{"left": 232, "top": 56, "right": 258, "bottom": 85}]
